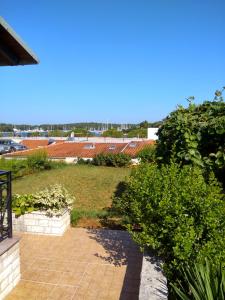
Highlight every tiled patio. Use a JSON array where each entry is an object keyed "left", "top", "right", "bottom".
[{"left": 6, "top": 228, "right": 142, "bottom": 300}]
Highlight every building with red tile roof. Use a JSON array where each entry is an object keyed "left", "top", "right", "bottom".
[{"left": 5, "top": 140, "right": 155, "bottom": 160}]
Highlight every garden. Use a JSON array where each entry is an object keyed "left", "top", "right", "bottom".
[{"left": 3, "top": 88, "right": 225, "bottom": 299}]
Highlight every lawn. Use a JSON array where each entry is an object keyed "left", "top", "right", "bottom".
[{"left": 12, "top": 164, "right": 130, "bottom": 211}]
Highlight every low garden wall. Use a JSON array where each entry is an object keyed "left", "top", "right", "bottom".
[
  {"left": 139, "top": 252, "right": 168, "bottom": 300},
  {"left": 12, "top": 209, "right": 70, "bottom": 236},
  {"left": 0, "top": 238, "right": 20, "bottom": 300}
]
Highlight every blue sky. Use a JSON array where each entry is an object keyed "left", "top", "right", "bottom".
[{"left": 1, "top": 0, "right": 225, "bottom": 124}]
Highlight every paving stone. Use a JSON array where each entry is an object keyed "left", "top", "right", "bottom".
[{"left": 6, "top": 228, "right": 142, "bottom": 300}]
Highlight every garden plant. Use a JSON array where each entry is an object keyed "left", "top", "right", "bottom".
[{"left": 113, "top": 88, "right": 225, "bottom": 298}]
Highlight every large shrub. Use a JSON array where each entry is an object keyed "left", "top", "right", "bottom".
[
  {"left": 92, "top": 153, "right": 131, "bottom": 167},
  {"left": 113, "top": 163, "right": 225, "bottom": 280},
  {"left": 156, "top": 89, "right": 225, "bottom": 186}
]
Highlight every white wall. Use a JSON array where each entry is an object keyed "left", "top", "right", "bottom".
[{"left": 147, "top": 128, "right": 158, "bottom": 140}]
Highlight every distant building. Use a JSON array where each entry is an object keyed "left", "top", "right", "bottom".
[{"left": 147, "top": 128, "right": 158, "bottom": 140}]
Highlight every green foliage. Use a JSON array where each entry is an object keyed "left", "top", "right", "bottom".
[
  {"left": 92, "top": 153, "right": 131, "bottom": 167},
  {"left": 13, "top": 185, "right": 74, "bottom": 217},
  {"left": 48, "top": 130, "right": 68, "bottom": 137},
  {"left": 137, "top": 145, "right": 156, "bottom": 163},
  {"left": 71, "top": 209, "right": 109, "bottom": 226},
  {"left": 139, "top": 120, "right": 149, "bottom": 128},
  {"left": 113, "top": 163, "right": 225, "bottom": 280},
  {"left": 139, "top": 120, "right": 162, "bottom": 128},
  {"left": 126, "top": 128, "right": 147, "bottom": 138},
  {"left": 0, "top": 158, "right": 28, "bottom": 178},
  {"left": 102, "top": 129, "right": 123, "bottom": 138},
  {"left": 156, "top": 89, "right": 225, "bottom": 185},
  {"left": 27, "top": 150, "right": 51, "bottom": 171},
  {"left": 171, "top": 259, "right": 225, "bottom": 300},
  {"left": 12, "top": 194, "right": 35, "bottom": 216},
  {"left": 68, "top": 127, "right": 94, "bottom": 137},
  {"left": 33, "top": 184, "right": 74, "bottom": 216},
  {"left": 0, "top": 156, "right": 66, "bottom": 179},
  {"left": 77, "top": 158, "right": 92, "bottom": 165}
]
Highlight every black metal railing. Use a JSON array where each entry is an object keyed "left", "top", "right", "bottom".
[{"left": 0, "top": 170, "right": 12, "bottom": 242}]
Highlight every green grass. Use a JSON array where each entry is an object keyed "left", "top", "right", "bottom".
[
  {"left": 12, "top": 164, "right": 130, "bottom": 211},
  {"left": 71, "top": 209, "right": 109, "bottom": 224}
]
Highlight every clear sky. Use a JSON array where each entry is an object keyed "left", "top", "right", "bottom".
[{"left": 1, "top": 0, "right": 225, "bottom": 124}]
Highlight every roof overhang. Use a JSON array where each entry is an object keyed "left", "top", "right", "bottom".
[{"left": 0, "top": 17, "right": 39, "bottom": 66}]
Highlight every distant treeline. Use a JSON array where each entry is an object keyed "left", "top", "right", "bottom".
[{"left": 0, "top": 121, "right": 162, "bottom": 132}]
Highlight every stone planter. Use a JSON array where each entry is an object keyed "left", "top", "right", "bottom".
[{"left": 12, "top": 210, "right": 70, "bottom": 236}]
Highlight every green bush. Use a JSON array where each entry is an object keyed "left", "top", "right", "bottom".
[
  {"left": 13, "top": 184, "right": 74, "bottom": 217},
  {"left": 92, "top": 153, "right": 131, "bottom": 167},
  {"left": 12, "top": 194, "right": 35, "bottom": 216},
  {"left": 0, "top": 156, "right": 66, "bottom": 179},
  {"left": 27, "top": 150, "right": 51, "bottom": 171},
  {"left": 33, "top": 184, "right": 74, "bottom": 216},
  {"left": 137, "top": 145, "right": 156, "bottom": 163},
  {"left": 171, "top": 259, "right": 225, "bottom": 300},
  {"left": 77, "top": 158, "right": 92, "bottom": 165},
  {"left": 113, "top": 163, "right": 225, "bottom": 281},
  {"left": 156, "top": 89, "right": 225, "bottom": 186},
  {"left": 0, "top": 158, "right": 28, "bottom": 178}
]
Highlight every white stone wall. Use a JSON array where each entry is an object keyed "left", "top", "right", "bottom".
[
  {"left": 13, "top": 210, "right": 70, "bottom": 236},
  {"left": 0, "top": 240, "right": 20, "bottom": 300},
  {"left": 139, "top": 252, "right": 168, "bottom": 300}
]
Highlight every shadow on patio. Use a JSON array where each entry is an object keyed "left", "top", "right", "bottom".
[
  {"left": 88, "top": 229, "right": 143, "bottom": 300},
  {"left": 6, "top": 228, "right": 142, "bottom": 300}
]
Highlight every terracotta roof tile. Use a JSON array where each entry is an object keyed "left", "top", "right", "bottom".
[
  {"left": 6, "top": 140, "right": 155, "bottom": 159},
  {"left": 21, "top": 139, "right": 63, "bottom": 149},
  {"left": 21, "top": 140, "right": 49, "bottom": 149},
  {"left": 122, "top": 140, "right": 155, "bottom": 157}
]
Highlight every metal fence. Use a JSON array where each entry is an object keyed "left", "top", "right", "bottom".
[{"left": 0, "top": 171, "right": 12, "bottom": 242}]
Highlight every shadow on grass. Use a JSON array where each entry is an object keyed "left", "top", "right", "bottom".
[{"left": 88, "top": 228, "right": 143, "bottom": 299}]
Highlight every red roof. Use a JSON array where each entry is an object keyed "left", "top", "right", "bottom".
[
  {"left": 21, "top": 139, "right": 63, "bottom": 149},
  {"left": 6, "top": 140, "right": 155, "bottom": 159},
  {"left": 122, "top": 140, "right": 155, "bottom": 157},
  {"left": 21, "top": 140, "right": 49, "bottom": 149}
]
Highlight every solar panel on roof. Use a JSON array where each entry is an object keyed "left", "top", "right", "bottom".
[
  {"left": 108, "top": 145, "right": 116, "bottom": 150},
  {"left": 129, "top": 142, "right": 137, "bottom": 148}
]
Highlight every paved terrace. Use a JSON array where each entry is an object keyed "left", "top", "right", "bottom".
[{"left": 6, "top": 228, "right": 142, "bottom": 300}]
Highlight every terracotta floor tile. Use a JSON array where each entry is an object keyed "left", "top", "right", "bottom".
[
  {"left": 48, "top": 285, "right": 77, "bottom": 300},
  {"left": 6, "top": 228, "right": 142, "bottom": 300},
  {"left": 60, "top": 272, "right": 83, "bottom": 286}
]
